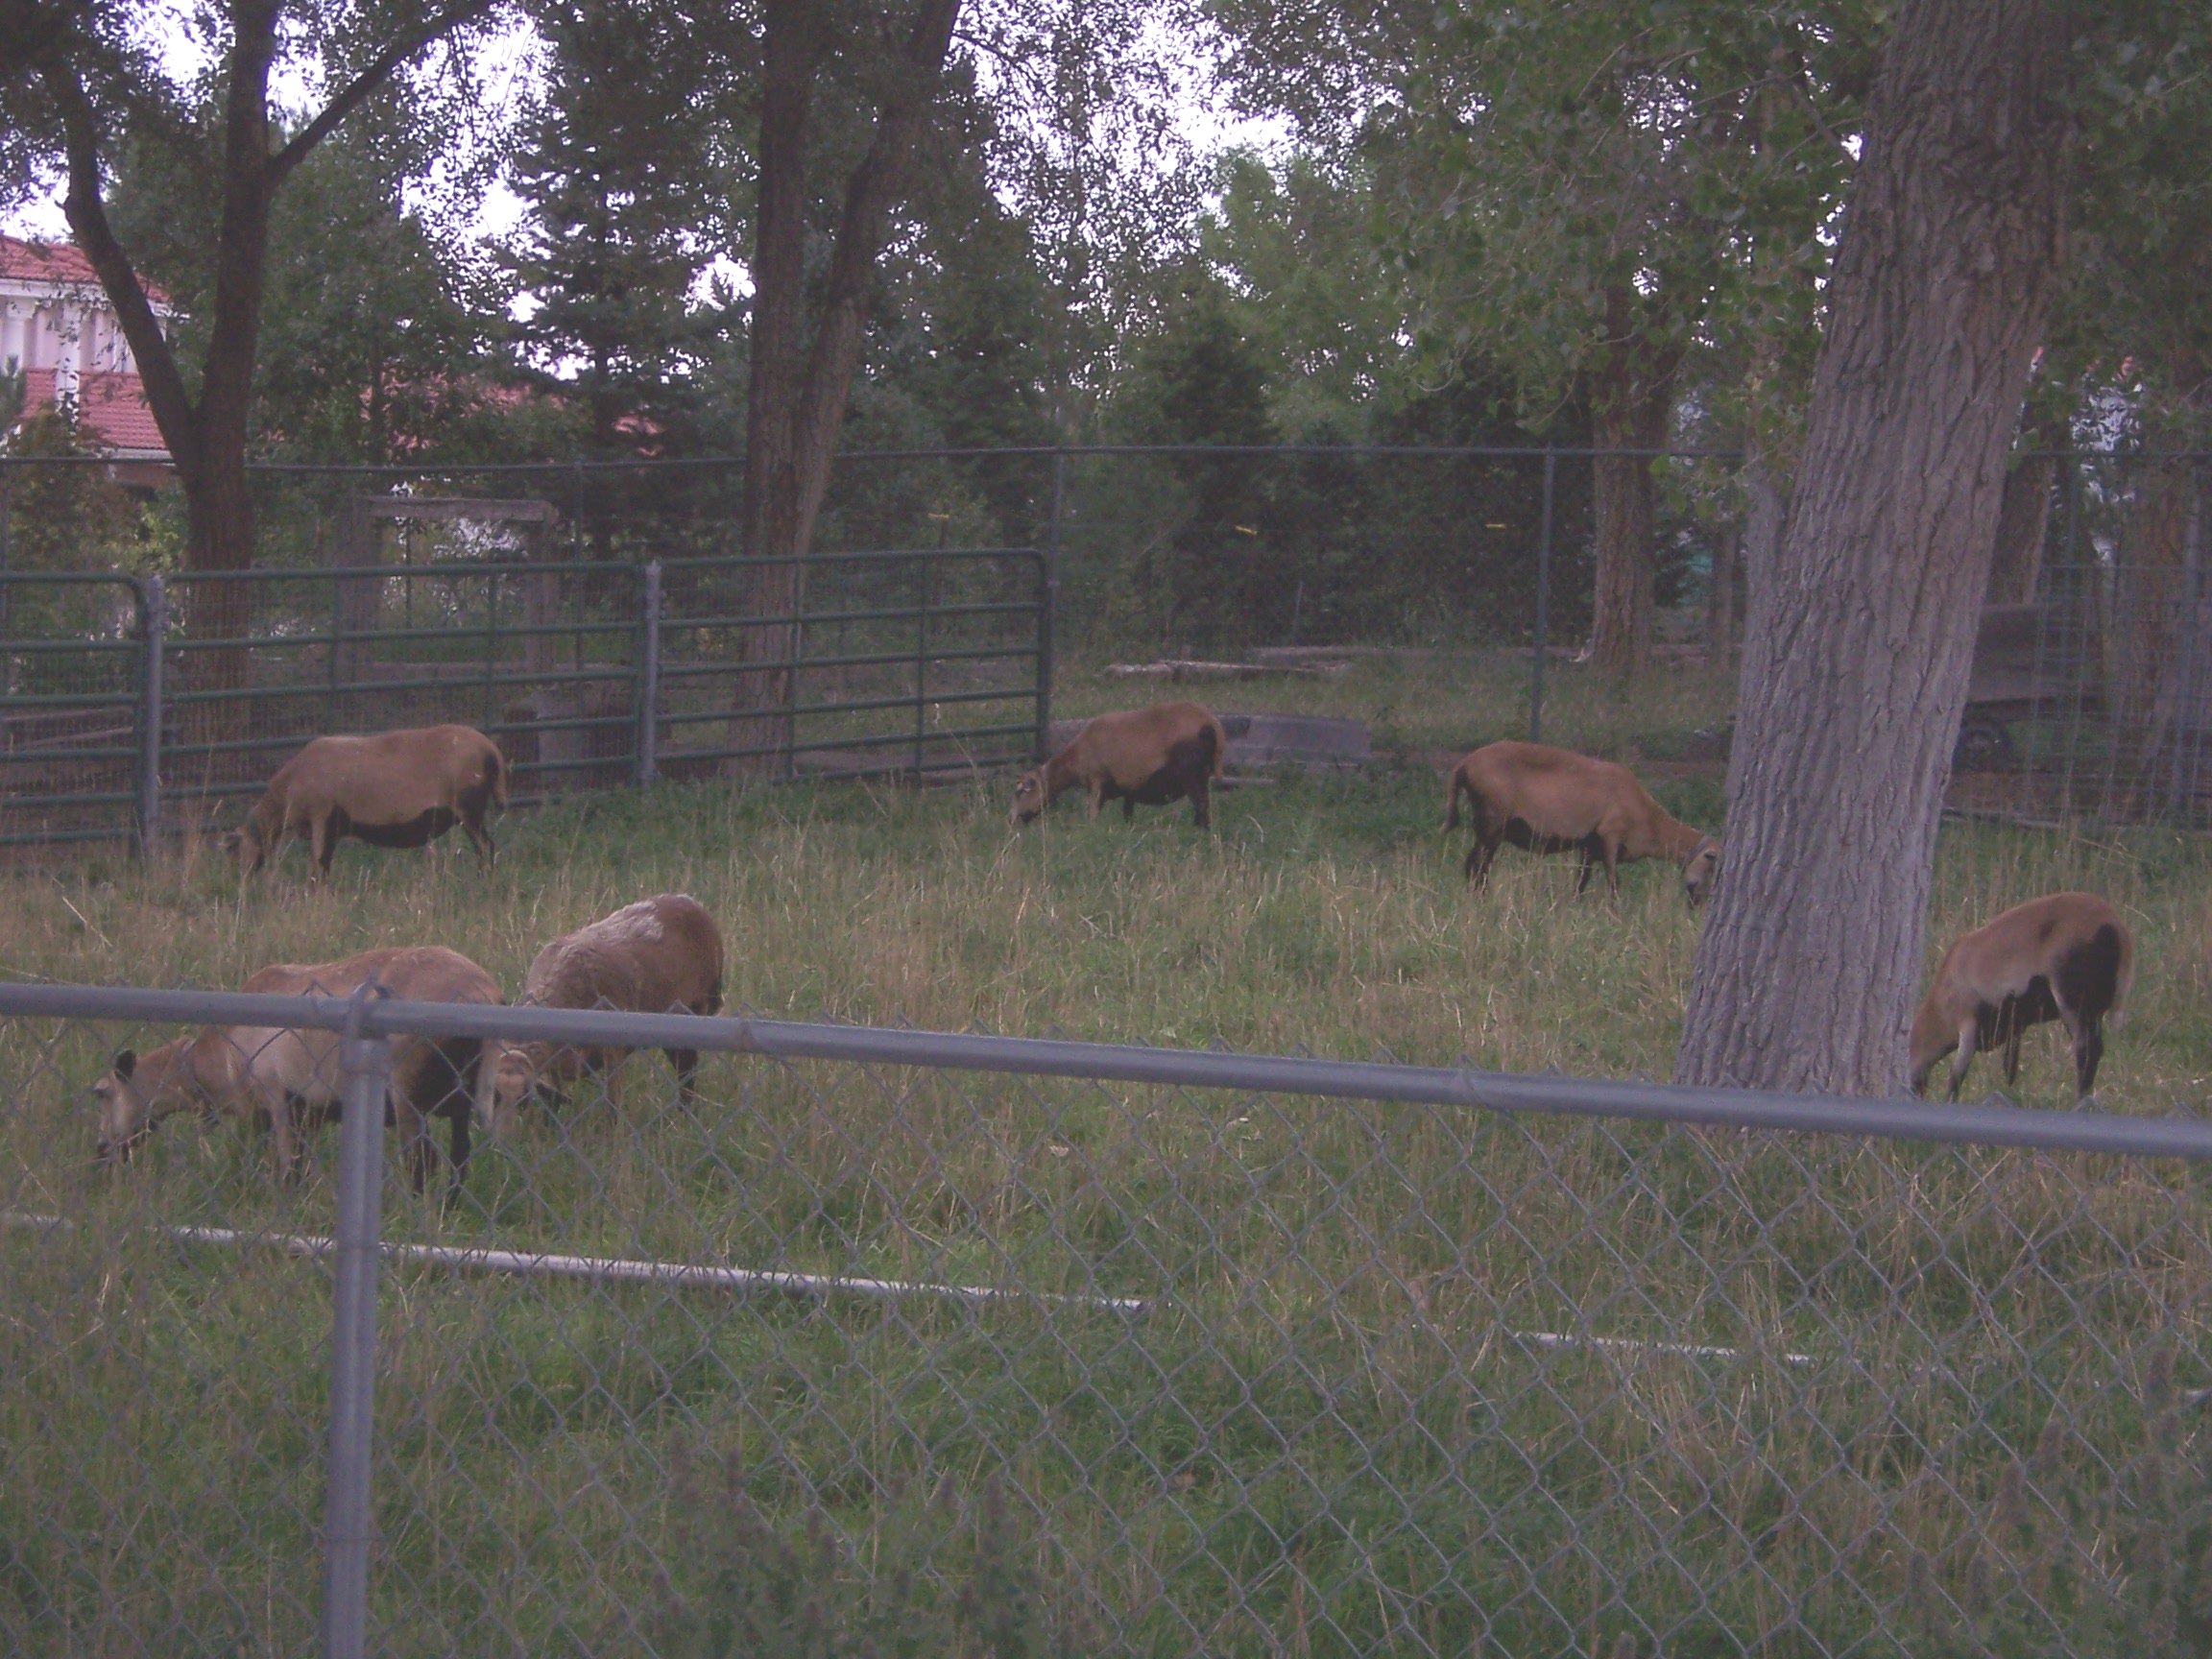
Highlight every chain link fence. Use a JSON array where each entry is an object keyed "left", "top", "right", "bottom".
[{"left": 4, "top": 981, "right": 2210, "bottom": 1656}]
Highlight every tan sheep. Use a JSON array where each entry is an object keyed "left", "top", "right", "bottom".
[
  {"left": 493, "top": 893, "right": 725, "bottom": 1124},
  {"left": 1442, "top": 739, "right": 1719, "bottom": 903},
  {"left": 1910, "top": 891, "right": 2134, "bottom": 1101},
  {"left": 1009, "top": 701, "right": 1229, "bottom": 829},
  {"left": 226, "top": 724, "right": 507, "bottom": 881},
  {"left": 90, "top": 946, "right": 503, "bottom": 1196}
]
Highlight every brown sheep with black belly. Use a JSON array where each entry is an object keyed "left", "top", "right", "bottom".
[
  {"left": 1443, "top": 739, "right": 1719, "bottom": 904},
  {"left": 90, "top": 945, "right": 502, "bottom": 1198},
  {"left": 226, "top": 724, "right": 507, "bottom": 881},
  {"left": 493, "top": 893, "right": 725, "bottom": 1125},
  {"left": 1910, "top": 891, "right": 2134, "bottom": 1101},
  {"left": 1009, "top": 701, "right": 1229, "bottom": 829}
]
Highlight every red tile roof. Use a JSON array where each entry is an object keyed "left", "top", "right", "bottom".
[
  {"left": 0, "top": 234, "right": 170, "bottom": 305},
  {"left": 20, "top": 367, "right": 171, "bottom": 458}
]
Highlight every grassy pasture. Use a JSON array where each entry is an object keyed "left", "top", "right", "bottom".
[{"left": 4, "top": 665, "right": 2212, "bottom": 1655}]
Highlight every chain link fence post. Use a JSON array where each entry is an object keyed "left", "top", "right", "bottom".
[
  {"left": 135, "top": 573, "right": 165, "bottom": 858},
  {"left": 1529, "top": 448, "right": 1555, "bottom": 745},
  {"left": 321, "top": 989, "right": 392, "bottom": 1659},
  {"left": 637, "top": 559, "right": 661, "bottom": 788},
  {"left": 1037, "top": 449, "right": 1064, "bottom": 764}
]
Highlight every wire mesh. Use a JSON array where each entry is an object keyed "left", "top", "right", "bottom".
[
  {"left": 4, "top": 989, "right": 2209, "bottom": 1657},
  {"left": 2, "top": 447, "right": 2209, "bottom": 855},
  {"left": 0, "top": 570, "right": 146, "bottom": 851}
]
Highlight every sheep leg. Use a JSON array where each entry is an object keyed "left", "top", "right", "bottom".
[
  {"left": 2001, "top": 1014, "right": 2025, "bottom": 1085},
  {"left": 269, "top": 1095, "right": 301, "bottom": 1183},
  {"left": 2073, "top": 1017, "right": 2105, "bottom": 1098},
  {"left": 1601, "top": 840, "right": 1622, "bottom": 898},
  {"left": 309, "top": 813, "right": 338, "bottom": 884},
  {"left": 1463, "top": 837, "right": 1499, "bottom": 887},
  {"left": 461, "top": 812, "right": 496, "bottom": 870},
  {"left": 1574, "top": 842, "right": 1599, "bottom": 896},
  {"left": 1946, "top": 1021, "right": 1980, "bottom": 1101},
  {"left": 444, "top": 1106, "right": 471, "bottom": 1201},
  {"left": 396, "top": 1100, "right": 435, "bottom": 1195},
  {"left": 1121, "top": 795, "right": 1135, "bottom": 821},
  {"left": 1088, "top": 781, "right": 1106, "bottom": 820},
  {"left": 2050, "top": 996, "right": 2100, "bottom": 1099},
  {"left": 668, "top": 1047, "right": 702, "bottom": 1104},
  {"left": 1189, "top": 773, "right": 1211, "bottom": 829}
]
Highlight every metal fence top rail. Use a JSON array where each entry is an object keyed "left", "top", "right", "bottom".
[
  {"left": 6, "top": 980, "right": 2208, "bottom": 1161},
  {"left": 10, "top": 445, "right": 2208, "bottom": 474}
]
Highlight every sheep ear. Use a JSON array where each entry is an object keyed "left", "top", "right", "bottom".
[{"left": 113, "top": 1048, "right": 136, "bottom": 1079}]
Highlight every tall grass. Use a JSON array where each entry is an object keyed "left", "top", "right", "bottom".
[{"left": 3, "top": 770, "right": 2209, "bottom": 1655}]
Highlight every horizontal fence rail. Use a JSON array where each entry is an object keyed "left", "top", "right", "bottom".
[
  {"left": 7, "top": 978, "right": 2212, "bottom": 1656},
  {"left": 5, "top": 446, "right": 2210, "bottom": 846},
  {"left": 0, "top": 544, "right": 1047, "bottom": 854},
  {"left": 8, "top": 981, "right": 2212, "bottom": 1160}
]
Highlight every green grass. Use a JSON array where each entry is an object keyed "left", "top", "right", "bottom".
[
  {"left": 1053, "top": 644, "right": 1743, "bottom": 763},
  {"left": 3, "top": 739, "right": 2211, "bottom": 1655}
]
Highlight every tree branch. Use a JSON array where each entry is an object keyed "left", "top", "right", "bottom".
[
  {"left": 45, "top": 67, "right": 202, "bottom": 479},
  {"left": 268, "top": 0, "right": 503, "bottom": 184}
]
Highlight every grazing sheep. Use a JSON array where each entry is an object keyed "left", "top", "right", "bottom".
[
  {"left": 1009, "top": 701, "right": 1229, "bottom": 829},
  {"left": 493, "top": 893, "right": 724, "bottom": 1124},
  {"left": 226, "top": 724, "right": 507, "bottom": 881},
  {"left": 1910, "top": 891, "right": 2134, "bottom": 1101},
  {"left": 1442, "top": 739, "right": 1719, "bottom": 903},
  {"left": 91, "top": 946, "right": 503, "bottom": 1196}
]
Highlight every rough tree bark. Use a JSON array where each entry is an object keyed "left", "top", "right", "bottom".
[
  {"left": 1587, "top": 285, "right": 1682, "bottom": 676},
  {"left": 1675, "top": 0, "right": 2074, "bottom": 1095},
  {"left": 36, "top": 0, "right": 496, "bottom": 752},
  {"left": 732, "top": 0, "right": 963, "bottom": 772}
]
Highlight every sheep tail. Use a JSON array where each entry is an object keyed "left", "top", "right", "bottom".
[
  {"left": 485, "top": 745, "right": 509, "bottom": 810},
  {"left": 1442, "top": 765, "right": 1464, "bottom": 833}
]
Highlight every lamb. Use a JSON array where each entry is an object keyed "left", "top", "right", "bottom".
[
  {"left": 1909, "top": 891, "right": 2134, "bottom": 1101},
  {"left": 1009, "top": 701, "right": 1229, "bottom": 830},
  {"left": 493, "top": 893, "right": 724, "bottom": 1124},
  {"left": 90, "top": 946, "right": 503, "bottom": 1196},
  {"left": 226, "top": 724, "right": 507, "bottom": 881},
  {"left": 1442, "top": 739, "right": 1719, "bottom": 903}
]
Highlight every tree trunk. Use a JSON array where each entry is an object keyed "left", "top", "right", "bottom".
[
  {"left": 1985, "top": 452, "right": 2056, "bottom": 605},
  {"left": 729, "top": 0, "right": 824, "bottom": 770},
  {"left": 1587, "top": 286, "right": 1679, "bottom": 676},
  {"left": 42, "top": 0, "right": 495, "bottom": 761},
  {"left": 732, "top": 0, "right": 962, "bottom": 775},
  {"left": 1675, "top": 0, "right": 2074, "bottom": 1095}
]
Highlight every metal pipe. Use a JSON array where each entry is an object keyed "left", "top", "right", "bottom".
[
  {"left": 637, "top": 560, "right": 661, "bottom": 787},
  {"left": 7, "top": 981, "right": 2212, "bottom": 1162},
  {"left": 1530, "top": 450, "right": 1556, "bottom": 745},
  {"left": 134, "top": 576, "right": 165, "bottom": 857},
  {"left": 320, "top": 986, "right": 391, "bottom": 1659},
  {"left": 911, "top": 553, "right": 929, "bottom": 781},
  {"left": 0, "top": 1214, "right": 1149, "bottom": 1317},
  {"left": 1039, "top": 450, "right": 1065, "bottom": 763}
]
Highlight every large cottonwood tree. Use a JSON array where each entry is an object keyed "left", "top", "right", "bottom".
[
  {"left": 4, "top": 0, "right": 506, "bottom": 737},
  {"left": 731, "top": 0, "right": 962, "bottom": 767},
  {"left": 1674, "top": 0, "right": 2075, "bottom": 1094}
]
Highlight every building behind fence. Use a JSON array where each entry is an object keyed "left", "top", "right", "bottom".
[
  {"left": 3, "top": 446, "right": 2209, "bottom": 853},
  {"left": 3, "top": 982, "right": 2211, "bottom": 1656}
]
